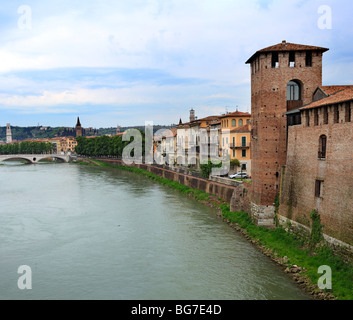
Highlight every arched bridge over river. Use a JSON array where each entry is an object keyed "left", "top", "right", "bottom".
[{"left": 0, "top": 154, "right": 76, "bottom": 164}]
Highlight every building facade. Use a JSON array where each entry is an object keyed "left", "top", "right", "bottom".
[{"left": 219, "top": 111, "right": 252, "bottom": 175}]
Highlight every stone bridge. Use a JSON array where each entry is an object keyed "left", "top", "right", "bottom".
[{"left": 0, "top": 154, "right": 76, "bottom": 164}]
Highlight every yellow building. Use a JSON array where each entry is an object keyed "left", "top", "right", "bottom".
[
  {"left": 50, "top": 136, "right": 77, "bottom": 153},
  {"left": 220, "top": 111, "right": 252, "bottom": 175}
]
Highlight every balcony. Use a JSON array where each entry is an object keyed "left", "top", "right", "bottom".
[
  {"left": 230, "top": 144, "right": 250, "bottom": 149},
  {"left": 287, "top": 100, "right": 303, "bottom": 112}
]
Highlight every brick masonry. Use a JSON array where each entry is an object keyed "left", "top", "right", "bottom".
[
  {"left": 279, "top": 103, "right": 353, "bottom": 245},
  {"left": 248, "top": 48, "right": 324, "bottom": 206}
]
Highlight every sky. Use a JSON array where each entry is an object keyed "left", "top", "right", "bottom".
[{"left": 1, "top": 0, "right": 353, "bottom": 128}]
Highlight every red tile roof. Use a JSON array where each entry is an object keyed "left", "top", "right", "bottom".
[
  {"left": 246, "top": 41, "right": 329, "bottom": 64},
  {"left": 319, "top": 85, "right": 353, "bottom": 96},
  {"left": 230, "top": 124, "right": 251, "bottom": 133},
  {"left": 300, "top": 87, "right": 353, "bottom": 111},
  {"left": 219, "top": 111, "right": 251, "bottom": 118}
]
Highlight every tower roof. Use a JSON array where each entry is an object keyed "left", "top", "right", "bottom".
[
  {"left": 246, "top": 41, "right": 329, "bottom": 64},
  {"left": 76, "top": 116, "right": 81, "bottom": 127}
]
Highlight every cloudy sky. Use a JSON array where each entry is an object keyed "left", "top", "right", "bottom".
[{"left": 0, "top": 0, "right": 352, "bottom": 128}]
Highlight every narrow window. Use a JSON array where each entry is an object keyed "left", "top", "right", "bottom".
[
  {"left": 287, "top": 81, "right": 300, "bottom": 101},
  {"left": 315, "top": 180, "right": 322, "bottom": 198},
  {"left": 345, "top": 102, "right": 351, "bottom": 122},
  {"left": 318, "top": 135, "right": 327, "bottom": 159},
  {"left": 306, "top": 110, "right": 310, "bottom": 126},
  {"left": 334, "top": 105, "right": 339, "bottom": 123},
  {"left": 232, "top": 137, "right": 235, "bottom": 147},
  {"left": 314, "top": 109, "right": 319, "bottom": 126},
  {"left": 289, "top": 51, "right": 295, "bottom": 68},
  {"left": 306, "top": 51, "right": 312, "bottom": 67},
  {"left": 323, "top": 107, "right": 329, "bottom": 124},
  {"left": 242, "top": 149, "right": 247, "bottom": 158},
  {"left": 233, "top": 149, "right": 235, "bottom": 157},
  {"left": 272, "top": 52, "right": 279, "bottom": 68},
  {"left": 238, "top": 119, "right": 243, "bottom": 127},
  {"left": 242, "top": 136, "right": 247, "bottom": 147},
  {"left": 232, "top": 119, "right": 236, "bottom": 127},
  {"left": 242, "top": 164, "right": 247, "bottom": 171}
]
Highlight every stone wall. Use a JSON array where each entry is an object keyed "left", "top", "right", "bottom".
[
  {"left": 279, "top": 112, "right": 353, "bottom": 246},
  {"left": 99, "top": 159, "right": 246, "bottom": 204}
]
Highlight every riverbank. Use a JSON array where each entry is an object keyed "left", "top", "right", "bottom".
[{"left": 76, "top": 158, "right": 353, "bottom": 300}]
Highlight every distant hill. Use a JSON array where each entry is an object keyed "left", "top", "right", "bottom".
[{"left": 0, "top": 125, "right": 176, "bottom": 142}]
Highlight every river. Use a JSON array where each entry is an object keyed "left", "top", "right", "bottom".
[{"left": 0, "top": 162, "right": 310, "bottom": 300}]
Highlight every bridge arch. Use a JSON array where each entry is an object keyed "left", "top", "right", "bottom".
[
  {"left": 38, "top": 156, "right": 66, "bottom": 163},
  {"left": 0, "top": 156, "right": 33, "bottom": 164},
  {"left": 0, "top": 154, "right": 71, "bottom": 164}
]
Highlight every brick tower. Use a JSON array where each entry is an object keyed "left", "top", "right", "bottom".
[
  {"left": 245, "top": 41, "right": 329, "bottom": 217},
  {"left": 75, "top": 117, "right": 82, "bottom": 137},
  {"left": 6, "top": 123, "right": 12, "bottom": 143}
]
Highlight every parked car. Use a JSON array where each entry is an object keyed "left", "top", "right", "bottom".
[{"left": 229, "top": 172, "right": 250, "bottom": 179}]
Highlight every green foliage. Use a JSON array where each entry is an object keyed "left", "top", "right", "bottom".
[
  {"left": 230, "top": 159, "right": 241, "bottom": 168},
  {"left": 0, "top": 141, "right": 53, "bottom": 154},
  {"left": 220, "top": 206, "right": 353, "bottom": 300},
  {"left": 75, "top": 131, "right": 145, "bottom": 158},
  {"left": 200, "top": 160, "right": 222, "bottom": 179},
  {"left": 92, "top": 160, "right": 210, "bottom": 202},
  {"left": 310, "top": 210, "right": 324, "bottom": 246}
]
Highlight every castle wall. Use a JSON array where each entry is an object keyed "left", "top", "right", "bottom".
[{"left": 279, "top": 102, "right": 353, "bottom": 245}]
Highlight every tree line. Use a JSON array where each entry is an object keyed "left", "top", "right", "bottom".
[
  {"left": 75, "top": 132, "right": 145, "bottom": 157},
  {"left": 0, "top": 141, "right": 53, "bottom": 154}
]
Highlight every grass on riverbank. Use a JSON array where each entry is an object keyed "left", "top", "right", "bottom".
[
  {"left": 80, "top": 159, "right": 353, "bottom": 300},
  {"left": 221, "top": 205, "right": 353, "bottom": 300},
  {"left": 90, "top": 159, "right": 210, "bottom": 201}
]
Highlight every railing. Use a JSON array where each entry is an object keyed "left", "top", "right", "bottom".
[
  {"left": 230, "top": 144, "right": 250, "bottom": 149},
  {"left": 287, "top": 100, "right": 303, "bottom": 112}
]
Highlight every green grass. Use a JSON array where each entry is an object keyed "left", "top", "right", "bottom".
[
  {"left": 91, "top": 159, "right": 210, "bottom": 202},
  {"left": 221, "top": 204, "right": 353, "bottom": 300},
  {"left": 80, "top": 158, "right": 353, "bottom": 300}
]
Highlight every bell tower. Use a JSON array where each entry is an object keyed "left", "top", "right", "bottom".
[
  {"left": 6, "top": 123, "right": 12, "bottom": 144},
  {"left": 245, "top": 41, "right": 329, "bottom": 217},
  {"left": 75, "top": 117, "right": 82, "bottom": 137}
]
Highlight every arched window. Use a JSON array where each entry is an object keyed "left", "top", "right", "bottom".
[
  {"left": 287, "top": 80, "right": 301, "bottom": 101},
  {"left": 232, "top": 119, "right": 236, "bottom": 127},
  {"left": 318, "top": 135, "right": 327, "bottom": 159},
  {"left": 238, "top": 119, "right": 243, "bottom": 127}
]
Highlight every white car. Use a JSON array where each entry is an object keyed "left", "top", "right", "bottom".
[{"left": 229, "top": 172, "right": 250, "bottom": 179}]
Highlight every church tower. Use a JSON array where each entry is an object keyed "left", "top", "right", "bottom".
[
  {"left": 245, "top": 41, "right": 329, "bottom": 211},
  {"left": 75, "top": 117, "right": 82, "bottom": 137},
  {"left": 6, "top": 123, "right": 12, "bottom": 143},
  {"left": 190, "top": 108, "right": 195, "bottom": 122}
]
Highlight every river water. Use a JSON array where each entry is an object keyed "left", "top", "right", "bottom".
[{"left": 0, "top": 162, "right": 310, "bottom": 300}]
